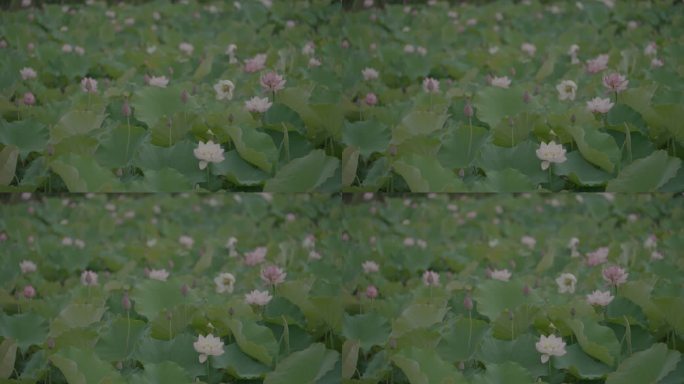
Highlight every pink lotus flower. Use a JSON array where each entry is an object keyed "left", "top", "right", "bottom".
[
  {"left": 422, "top": 77, "right": 440, "bottom": 93},
  {"left": 586, "top": 290, "right": 614, "bottom": 307},
  {"left": 260, "top": 72, "right": 286, "bottom": 93},
  {"left": 651, "top": 58, "right": 664, "bottom": 69},
  {"left": 521, "top": 236, "right": 536, "bottom": 249},
  {"left": 261, "top": 265, "right": 286, "bottom": 285},
  {"left": 179, "top": 42, "right": 194, "bottom": 56},
  {"left": 422, "top": 270, "right": 440, "bottom": 286},
  {"left": 23, "top": 92, "right": 36, "bottom": 106},
  {"left": 81, "top": 77, "right": 98, "bottom": 93},
  {"left": 536, "top": 334, "right": 566, "bottom": 363},
  {"left": 365, "top": 285, "right": 378, "bottom": 299},
  {"left": 244, "top": 247, "right": 267, "bottom": 266},
  {"left": 602, "top": 73, "right": 628, "bottom": 93},
  {"left": 365, "top": 92, "right": 378, "bottom": 106},
  {"left": 245, "top": 289, "right": 272, "bottom": 306},
  {"left": 587, "top": 97, "right": 614, "bottom": 114},
  {"left": 521, "top": 43, "right": 536, "bottom": 56},
  {"left": 148, "top": 269, "right": 169, "bottom": 281},
  {"left": 178, "top": 235, "right": 194, "bottom": 249},
  {"left": 81, "top": 270, "right": 98, "bottom": 286},
  {"left": 244, "top": 54, "right": 267, "bottom": 73},
  {"left": 23, "top": 285, "right": 36, "bottom": 299},
  {"left": 586, "top": 54, "right": 609, "bottom": 74},
  {"left": 586, "top": 247, "right": 609, "bottom": 266},
  {"left": 245, "top": 96, "right": 272, "bottom": 113},
  {"left": 602, "top": 265, "right": 628, "bottom": 286}
]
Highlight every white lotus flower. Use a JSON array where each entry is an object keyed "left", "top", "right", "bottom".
[
  {"left": 193, "top": 140, "right": 225, "bottom": 170},
  {"left": 80, "top": 77, "right": 98, "bottom": 93},
  {"left": 586, "top": 97, "right": 614, "bottom": 114},
  {"left": 148, "top": 76, "right": 168, "bottom": 88},
  {"left": 536, "top": 141, "right": 567, "bottom": 170},
  {"left": 556, "top": 80, "right": 577, "bottom": 101},
  {"left": 245, "top": 290, "right": 272, "bottom": 306},
  {"left": 81, "top": 270, "right": 98, "bottom": 286},
  {"left": 214, "top": 272, "right": 235, "bottom": 293},
  {"left": 148, "top": 269, "right": 169, "bottom": 281},
  {"left": 555, "top": 273, "right": 577, "bottom": 294},
  {"left": 244, "top": 96, "right": 272, "bottom": 113},
  {"left": 521, "top": 43, "right": 536, "bottom": 56},
  {"left": 20, "top": 67, "right": 37, "bottom": 80},
  {"left": 213, "top": 80, "right": 235, "bottom": 100},
  {"left": 490, "top": 76, "right": 511, "bottom": 88},
  {"left": 490, "top": 269, "right": 511, "bottom": 282},
  {"left": 586, "top": 290, "right": 614, "bottom": 307},
  {"left": 536, "top": 334, "right": 566, "bottom": 363},
  {"left": 20, "top": 260, "right": 37, "bottom": 274},
  {"left": 193, "top": 334, "right": 224, "bottom": 363},
  {"left": 362, "top": 67, "right": 379, "bottom": 81},
  {"left": 362, "top": 261, "right": 379, "bottom": 274},
  {"left": 179, "top": 42, "right": 194, "bottom": 56}
]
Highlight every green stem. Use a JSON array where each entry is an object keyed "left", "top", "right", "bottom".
[
  {"left": 467, "top": 117, "right": 473, "bottom": 160},
  {"left": 467, "top": 310, "right": 472, "bottom": 349}
]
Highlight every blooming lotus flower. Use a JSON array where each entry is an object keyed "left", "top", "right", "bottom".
[
  {"left": 490, "top": 76, "right": 511, "bottom": 88},
  {"left": 490, "top": 269, "right": 511, "bottom": 281},
  {"left": 193, "top": 334, "right": 224, "bottom": 363},
  {"left": 302, "top": 41, "right": 315, "bottom": 56},
  {"left": 193, "top": 140, "right": 225, "bottom": 170},
  {"left": 603, "top": 73, "right": 628, "bottom": 93},
  {"left": 555, "top": 273, "right": 577, "bottom": 294},
  {"left": 644, "top": 235, "right": 657, "bottom": 250},
  {"left": 362, "top": 67, "right": 379, "bottom": 81},
  {"left": 586, "top": 290, "right": 614, "bottom": 307},
  {"left": 602, "top": 265, "right": 628, "bottom": 286},
  {"left": 422, "top": 270, "right": 440, "bottom": 286},
  {"left": 536, "top": 334, "right": 566, "bottom": 363},
  {"left": 244, "top": 247, "right": 267, "bottom": 266},
  {"left": 404, "top": 44, "right": 415, "bottom": 54},
  {"left": 651, "top": 58, "right": 664, "bottom": 69},
  {"left": 20, "top": 67, "right": 37, "bottom": 80},
  {"left": 308, "top": 250, "right": 322, "bottom": 260},
  {"left": 518, "top": 236, "right": 536, "bottom": 250},
  {"left": 644, "top": 42, "right": 657, "bottom": 56},
  {"left": 213, "top": 80, "right": 235, "bottom": 100},
  {"left": 20, "top": 260, "right": 37, "bottom": 274},
  {"left": 536, "top": 141, "right": 567, "bottom": 170},
  {"left": 422, "top": 77, "right": 440, "bottom": 93},
  {"left": 148, "top": 76, "right": 169, "bottom": 88},
  {"left": 148, "top": 269, "right": 169, "bottom": 281},
  {"left": 650, "top": 251, "right": 664, "bottom": 261},
  {"left": 261, "top": 265, "right": 286, "bottom": 285},
  {"left": 214, "top": 272, "right": 235, "bottom": 293},
  {"left": 245, "top": 289, "right": 272, "bottom": 306},
  {"left": 308, "top": 57, "right": 321, "bottom": 67},
  {"left": 586, "top": 97, "right": 614, "bottom": 114},
  {"left": 586, "top": 54, "right": 609, "bottom": 74},
  {"left": 244, "top": 53, "right": 267, "bottom": 73},
  {"left": 556, "top": 80, "right": 577, "bottom": 101},
  {"left": 362, "top": 261, "right": 379, "bottom": 274},
  {"left": 260, "top": 72, "right": 286, "bottom": 93},
  {"left": 416, "top": 46, "right": 428, "bottom": 56},
  {"left": 586, "top": 247, "right": 609, "bottom": 266},
  {"left": 62, "top": 44, "right": 73, "bottom": 53},
  {"left": 81, "top": 77, "right": 98, "bottom": 93},
  {"left": 81, "top": 270, "right": 98, "bottom": 286},
  {"left": 521, "top": 43, "right": 536, "bottom": 56},
  {"left": 244, "top": 96, "right": 272, "bottom": 113},
  {"left": 179, "top": 235, "right": 194, "bottom": 249},
  {"left": 366, "top": 285, "right": 378, "bottom": 299},
  {"left": 74, "top": 46, "right": 85, "bottom": 56},
  {"left": 179, "top": 42, "right": 194, "bottom": 56}
]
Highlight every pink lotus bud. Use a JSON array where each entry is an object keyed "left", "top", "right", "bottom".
[
  {"left": 23, "top": 92, "right": 36, "bottom": 106},
  {"left": 464, "top": 102, "right": 473, "bottom": 118},
  {"left": 121, "top": 100, "right": 131, "bottom": 117},
  {"left": 523, "top": 285, "right": 531, "bottom": 296},
  {"left": 341, "top": 40, "right": 350, "bottom": 49},
  {"left": 523, "top": 91, "right": 531, "bottom": 103},
  {"left": 181, "top": 284, "right": 190, "bottom": 296},
  {"left": 365, "top": 285, "right": 378, "bottom": 299},
  {"left": 23, "top": 285, "right": 36, "bottom": 299},
  {"left": 121, "top": 292, "right": 131, "bottom": 311},
  {"left": 463, "top": 295, "right": 473, "bottom": 311}
]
